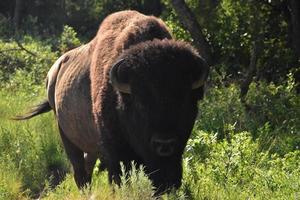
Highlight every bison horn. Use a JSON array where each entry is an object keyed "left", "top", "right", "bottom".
[
  {"left": 192, "top": 59, "right": 209, "bottom": 89},
  {"left": 110, "top": 59, "right": 131, "bottom": 94}
]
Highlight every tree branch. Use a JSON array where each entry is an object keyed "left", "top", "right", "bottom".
[
  {"left": 170, "top": 0, "right": 212, "bottom": 65},
  {"left": 240, "top": 41, "right": 262, "bottom": 103},
  {"left": 0, "top": 41, "right": 37, "bottom": 57},
  {"left": 15, "top": 40, "right": 37, "bottom": 57}
]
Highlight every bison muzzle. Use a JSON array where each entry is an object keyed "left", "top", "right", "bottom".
[{"left": 15, "top": 10, "right": 209, "bottom": 194}]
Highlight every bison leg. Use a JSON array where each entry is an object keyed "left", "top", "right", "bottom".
[
  {"left": 107, "top": 159, "right": 141, "bottom": 185},
  {"left": 107, "top": 162, "right": 122, "bottom": 185},
  {"left": 58, "top": 125, "right": 91, "bottom": 188},
  {"left": 84, "top": 152, "right": 97, "bottom": 178}
]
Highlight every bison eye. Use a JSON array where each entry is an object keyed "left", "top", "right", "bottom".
[{"left": 110, "top": 59, "right": 131, "bottom": 94}]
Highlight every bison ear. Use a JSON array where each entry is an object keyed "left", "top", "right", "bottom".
[
  {"left": 109, "top": 59, "right": 131, "bottom": 94},
  {"left": 192, "top": 57, "right": 209, "bottom": 90}
]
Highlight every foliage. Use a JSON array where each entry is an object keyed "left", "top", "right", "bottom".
[
  {"left": 160, "top": 0, "right": 192, "bottom": 42},
  {"left": 59, "top": 25, "right": 81, "bottom": 53},
  {"left": 0, "top": 25, "right": 82, "bottom": 88},
  {"left": 211, "top": 0, "right": 298, "bottom": 82},
  {"left": 184, "top": 130, "right": 300, "bottom": 199},
  {"left": 246, "top": 72, "right": 300, "bottom": 154},
  {"left": 196, "top": 82, "right": 246, "bottom": 138},
  {"left": 0, "top": 15, "right": 14, "bottom": 40},
  {"left": 197, "top": 70, "right": 300, "bottom": 154},
  {"left": 114, "top": 163, "right": 155, "bottom": 200},
  {"left": 163, "top": 0, "right": 299, "bottom": 83},
  {"left": 163, "top": 13, "right": 192, "bottom": 42},
  {"left": 0, "top": 36, "right": 57, "bottom": 85}
]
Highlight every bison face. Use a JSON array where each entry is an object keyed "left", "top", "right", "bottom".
[{"left": 110, "top": 39, "right": 208, "bottom": 190}]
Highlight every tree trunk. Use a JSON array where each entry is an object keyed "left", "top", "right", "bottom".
[
  {"left": 13, "top": 0, "right": 22, "bottom": 30},
  {"left": 240, "top": 41, "right": 261, "bottom": 103},
  {"left": 170, "top": 0, "right": 212, "bottom": 65},
  {"left": 289, "top": 0, "right": 300, "bottom": 59},
  {"left": 143, "top": 0, "right": 162, "bottom": 16}
]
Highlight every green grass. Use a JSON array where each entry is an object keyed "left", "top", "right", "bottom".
[
  {"left": 0, "top": 80, "right": 299, "bottom": 199},
  {"left": 0, "top": 87, "right": 69, "bottom": 199}
]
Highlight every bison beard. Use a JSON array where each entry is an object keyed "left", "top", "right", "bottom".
[{"left": 14, "top": 10, "right": 209, "bottom": 195}]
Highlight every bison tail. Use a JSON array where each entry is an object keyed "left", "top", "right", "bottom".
[{"left": 12, "top": 100, "right": 52, "bottom": 120}]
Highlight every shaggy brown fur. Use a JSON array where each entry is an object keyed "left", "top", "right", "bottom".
[
  {"left": 90, "top": 10, "right": 171, "bottom": 124},
  {"left": 15, "top": 10, "right": 209, "bottom": 194}
]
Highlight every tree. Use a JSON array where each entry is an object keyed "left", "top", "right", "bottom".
[
  {"left": 258, "top": 0, "right": 299, "bottom": 59},
  {"left": 289, "top": 0, "right": 300, "bottom": 59},
  {"left": 13, "top": 0, "right": 23, "bottom": 30},
  {"left": 143, "top": 0, "right": 162, "bottom": 16},
  {"left": 170, "top": 0, "right": 212, "bottom": 65},
  {"left": 168, "top": 0, "right": 299, "bottom": 100}
]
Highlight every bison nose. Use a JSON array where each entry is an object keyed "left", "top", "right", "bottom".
[{"left": 151, "top": 137, "right": 177, "bottom": 157}]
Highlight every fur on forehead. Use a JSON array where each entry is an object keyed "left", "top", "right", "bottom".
[{"left": 118, "top": 39, "right": 201, "bottom": 69}]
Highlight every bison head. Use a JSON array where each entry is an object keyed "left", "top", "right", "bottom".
[{"left": 109, "top": 39, "right": 208, "bottom": 192}]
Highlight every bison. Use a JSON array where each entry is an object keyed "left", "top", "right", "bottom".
[{"left": 16, "top": 10, "right": 209, "bottom": 193}]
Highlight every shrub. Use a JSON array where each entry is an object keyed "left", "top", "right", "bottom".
[
  {"left": 0, "top": 36, "right": 57, "bottom": 85},
  {"left": 114, "top": 163, "right": 155, "bottom": 200},
  {"left": 43, "top": 163, "right": 155, "bottom": 200},
  {"left": 184, "top": 130, "right": 300, "bottom": 200},
  {"left": 244, "top": 72, "right": 300, "bottom": 154},
  {"left": 196, "top": 84, "right": 246, "bottom": 139},
  {"left": 58, "top": 25, "right": 81, "bottom": 53},
  {"left": 196, "top": 71, "right": 300, "bottom": 154}
]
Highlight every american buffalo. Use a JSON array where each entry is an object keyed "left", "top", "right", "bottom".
[{"left": 16, "top": 10, "right": 209, "bottom": 193}]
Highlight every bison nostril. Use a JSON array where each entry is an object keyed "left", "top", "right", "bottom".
[{"left": 151, "top": 138, "right": 177, "bottom": 156}]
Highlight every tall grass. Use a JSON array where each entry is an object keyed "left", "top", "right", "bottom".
[{"left": 0, "top": 87, "right": 68, "bottom": 198}]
